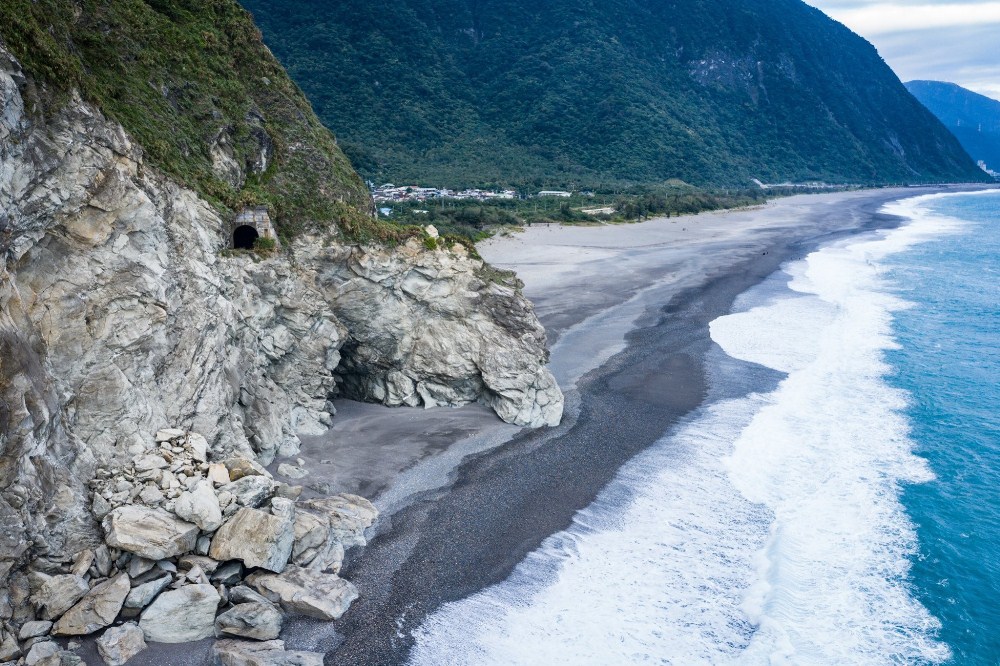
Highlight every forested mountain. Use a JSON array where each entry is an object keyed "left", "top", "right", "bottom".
[
  {"left": 906, "top": 80, "right": 1000, "bottom": 173},
  {"left": 241, "top": 0, "right": 985, "bottom": 189}
]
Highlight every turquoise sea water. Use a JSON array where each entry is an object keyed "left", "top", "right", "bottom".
[
  {"left": 889, "top": 192, "right": 1000, "bottom": 664},
  {"left": 407, "top": 191, "right": 1000, "bottom": 665}
]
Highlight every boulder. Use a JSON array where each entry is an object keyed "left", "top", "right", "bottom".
[
  {"left": 132, "top": 454, "right": 169, "bottom": 472},
  {"left": 0, "top": 630, "right": 20, "bottom": 661},
  {"left": 139, "top": 584, "right": 219, "bottom": 643},
  {"left": 214, "top": 602, "right": 283, "bottom": 640},
  {"left": 276, "top": 463, "right": 307, "bottom": 480},
  {"left": 18, "top": 621, "right": 52, "bottom": 640},
  {"left": 222, "top": 458, "right": 267, "bottom": 482},
  {"left": 70, "top": 550, "right": 95, "bottom": 577},
  {"left": 291, "top": 512, "right": 328, "bottom": 564},
  {"left": 299, "top": 494, "right": 377, "bottom": 548},
  {"left": 245, "top": 567, "right": 357, "bottom": 620},
  {"left": 155, "top": 428, "right": 185, "bottom": 442},
  {"left": 127, "top": 557, "right": 155, "bottom": 579},
  {"left": 103, "top": 506, "right": 199, "bottom": 560},
  {"left": 209, "top": 507, "right": 293, "bottom": 573},
  {"left": 173, "top": 480, "right": 223, "bottom": 531},
  {"left": 178, "top": 554, "right": 220, "bottom": 575},
  {"left": 123, "top": 575, "right": 172, "bottom": 610},
  {"left": 207, "top": 464, "right": 230, "bottom": 486},
  {"left": 219, "top": 476, "right": 275, "bottom": 508},
  {"left": 97, "top": 622, "right": 146, "bottom": 666},
  {"left": 23, "top": 641, "right": 58, "bottom": 665},
  {"left": 52, "top": 574, "right": 130, "bottom": 636},
  {"left": 32, "top": 574, "right": 89, "bottom": 620},
  {"left": 212, "top": 639, "right": 323, "bottom": 666},
  {"left": 187, "top": 433, "right": 209, "bottom": 462}
]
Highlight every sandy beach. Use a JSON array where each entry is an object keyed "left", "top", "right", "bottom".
[
  {"left": 303, "top": 187, "right": 942, "bottom": 664},
  {"left": 116, "top": 186, "right": 978, "bottom": 665}
]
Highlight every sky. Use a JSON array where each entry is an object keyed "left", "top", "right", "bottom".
[{"left": 804, "top": 0, "right": 1000, "bottom": 100}]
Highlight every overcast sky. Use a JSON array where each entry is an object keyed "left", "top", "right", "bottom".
[{"left": 803, "top": 0, "right": 1000, "bottom": 100}]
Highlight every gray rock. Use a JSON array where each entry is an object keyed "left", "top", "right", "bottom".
[
  {"left": 0, "top": 630, "right": 20, "bottom": 661},
  {"left": 139, "top": 584, "right": 220, "bottom": 643},
  {"left": 123, "top": 575, "right": 172, "bottom": 610},
  {"left": 127, "top": 557, "right": 155, "bottom": 579},
  {"left": 227, "top": 586, "right": 270, "bottom": 606},
  {"left": 210, "top": 562, "right": 243, "bottom": 586},
  {"left": 321, "top": 240, "right": 563, "bottom": 427},
  {"left": 93, "top": 545, "right": 112, "bottom": 578},
  {"left": 91, "top": 496, "right": 113, "bottom": 521},
  {"left": 18, "top": 621, "right": 52, "bottom": 640},
  {"left": 207, "top": 464, "right": 230, "bottom": 486},
  {"left": 186, "top": 433, "right": 209, "bottom": 462},
  {"left": 209, "top": 507, "right": 294, "bottom": 573},
  {"left": 24, "top": 641, "right": 58, "bottom": 665},
  {"left": 52, "top": 573, "right": 130, "bottom": 636},
  {"left": 222, "top": 459, "right": 267, "bottom": 482},
  {"left": 291, "top": 511, "right": 328, "bottom": 564},
  {"left": 32, "top": 574, "right": 90, "bottom": 621},
  {"left": 275, "top": 464, "right": 307, "bottom": 480},
  {"left": 173, "top": 480, "right": 222, "bottom": 531},
  {"left": 214, "top": 602, "right": 283, "bottom": 640},
  {"left": 212, "top": 639, "right": 323, "bottom": 666},
  {"left": 219, "top": 476, "right": 275, "bottom": 509},
  {"left": 96, "top": 622, "right": 146, "bottom": 666},
  {"left": 299, "top": 494, "right": 378, "bottom": 549},
  {"left": 178, "top": 555, "right": 220, "bottom": 575},
  {"left": 155, "top": 429, "right": 185, "bottom": 443},
  {"left": 132, "top": 455, "right": 169, "bottom": 472},
  {"left": 102, "top": 506, "right": 199, "bottom": 560},
  {"left": 138, "top": 485, "right": 164, "bottom": 505},
  {"left": 70, "top": 551, "right": 95, "bottom": 577},
  {"left": 245, "top": 566, "right": 357, "bottom": 620}
]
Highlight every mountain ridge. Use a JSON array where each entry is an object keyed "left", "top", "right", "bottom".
[
  {"left": 906, "top": 80, "right": 1000, "bottom": 173},
  {"left": 242, "top": 0, "right": 987, "bottom": 189}
]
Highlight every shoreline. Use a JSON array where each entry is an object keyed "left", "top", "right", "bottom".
[
  {"left": 305, "top": 187, "right": 965, "bottom": 664},
  {"left": 116, "top": 186, "right": 988, "bottom": 665}
]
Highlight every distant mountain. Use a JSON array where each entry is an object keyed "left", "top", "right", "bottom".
[
  {"left": 241, "top": 0, "right": 985, "bottom": 189},
  {"left": 906, "top": 80, "right": 1000, "bottom": 174}
]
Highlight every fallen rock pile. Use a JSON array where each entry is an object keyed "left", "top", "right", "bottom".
[{"left": 0, "top": 429, "right": 376, "bottom": 665}]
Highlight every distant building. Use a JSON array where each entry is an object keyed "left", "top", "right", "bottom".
[{"left": 538, "top": 190, "right": 572, "bottom": 197}]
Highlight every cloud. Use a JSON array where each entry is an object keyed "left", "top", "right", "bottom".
[{"left": 822, "top": 1, "right": 1000, "bottom": 34}]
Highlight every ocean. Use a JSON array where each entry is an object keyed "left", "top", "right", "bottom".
[{"left": 406, "top": 190, "right": 1000, "bottom": 665}]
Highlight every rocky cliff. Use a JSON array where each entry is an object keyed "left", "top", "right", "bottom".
[{"left": 0, "top": 18, "right": 561, "bottom": 655}]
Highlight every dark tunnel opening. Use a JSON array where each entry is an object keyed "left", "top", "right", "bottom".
[{"left": 233, "top": 225, "right": 259, "bottom": 249}]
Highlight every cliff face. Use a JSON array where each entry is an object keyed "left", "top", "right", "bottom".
[{"left": 0, "top": 35, "right": 561, "bottom": 627}]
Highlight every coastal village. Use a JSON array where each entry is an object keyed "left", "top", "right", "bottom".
[{"left": 371, "top": 183, "right": 578, "bottom": 204}]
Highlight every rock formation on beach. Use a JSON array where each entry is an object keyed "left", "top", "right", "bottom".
[
  {"left": 0, "top": 1, "right": 563, "bottom": 659},
  {"left": 6, "top": 427, "right": 375, "bottom": 664}
]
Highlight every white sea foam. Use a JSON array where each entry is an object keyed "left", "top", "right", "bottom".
[{"left": 407, "top": 195, "right": 964, "bottom": 665}]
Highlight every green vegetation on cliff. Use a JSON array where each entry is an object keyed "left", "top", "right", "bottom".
[
  {"left": 242, "top": 0, "right": 987, "bottom": 189},
  {"left": 0, "top": 0, "right": 377, "bottom": 239}
]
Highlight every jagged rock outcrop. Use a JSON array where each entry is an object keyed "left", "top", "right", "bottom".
[
  {"left": 307, "top": 239, "right": 563, "bottom": 428},
  {"left": 0, "top": 38, "right": 562, "bottom": 614}
]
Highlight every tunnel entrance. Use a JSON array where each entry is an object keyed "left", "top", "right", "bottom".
[{"left": 233, "top": 224, "right": 259, "bottom": 249}]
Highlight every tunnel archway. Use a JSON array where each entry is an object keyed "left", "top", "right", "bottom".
[{"left": 233, "top": 225, "right": 259, "bottom": 249}]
